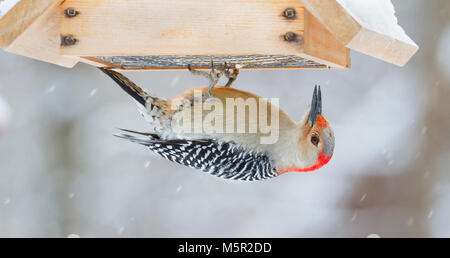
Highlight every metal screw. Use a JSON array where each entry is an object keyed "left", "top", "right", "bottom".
[
  {"left": 64, "top": 7, "right": 78, "bottom": 18},
  {"left": 283, "top": 32, "right": 298, "bottom": 42},
  {"left": 61, "top": 35, "right": 77, "bottom": 46},
  {"left": 283, "top": 8, "right": 296, "bottom": 19}
]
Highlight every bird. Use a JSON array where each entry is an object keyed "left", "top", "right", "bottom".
[{"left": 99, "top": 62, "right": 334, "bottom": 181}]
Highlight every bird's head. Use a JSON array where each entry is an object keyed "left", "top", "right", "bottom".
[{"left": 279, "top": 86, "right": 335, "bottom": 174}]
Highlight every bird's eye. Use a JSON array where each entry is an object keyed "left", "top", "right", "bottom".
[{"left": 311, "top": 135, "right": 320, "bottom": 146}]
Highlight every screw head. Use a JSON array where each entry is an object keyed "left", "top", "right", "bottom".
[
  {"left": 64, "top": 7, "right": 78, "bottom": 17},
  {"left": 61, "top": 35, "right": 77, "bottom": 46},
  {"left": 283, "top": 8, "right": 296, "bottom": 19},
  {"left": 283, "top": 32, "right": 298, "bottom": 42}
]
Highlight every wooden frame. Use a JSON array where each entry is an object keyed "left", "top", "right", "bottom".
[
  {"left": 0, "top": 0, "right": 78, "bottom": 68},
  {"left": 0, "top": 0, "right": 418, "bottom": 69},
  {"left": 58, "top": 0, "right": 349, "bottom": 69}
]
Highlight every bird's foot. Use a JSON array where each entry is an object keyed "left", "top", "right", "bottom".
[
  {"left": 187, "top": 60, "right": 223, "bottom": 87},
  {"left": 220, "top": 62, "right": 240, "bottom": 87}
]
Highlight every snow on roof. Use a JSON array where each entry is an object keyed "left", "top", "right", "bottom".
[
  {"left": 0, "top": 0, "right": 20, "bottom": 19},
  {"left": 336, "top": 0, "right": 417, "bottom": 47},
  {"left": 301, "top": 0, "right": 418, "bottom": 66}
]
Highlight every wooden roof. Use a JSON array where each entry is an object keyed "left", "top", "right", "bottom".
[{"left": 302, "top": 0, "right": 418, "bottom": 66}]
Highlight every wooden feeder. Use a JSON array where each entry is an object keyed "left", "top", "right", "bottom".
[{"left": 0, "top": 0, "right": 418, "bottom": 70}]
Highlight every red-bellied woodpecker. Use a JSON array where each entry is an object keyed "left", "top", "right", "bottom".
[{"left": 100, "top": 63, "right": 334, "bottom": 181}]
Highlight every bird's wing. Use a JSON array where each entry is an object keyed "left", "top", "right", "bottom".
[{"left": 115, "top": 131, "right": 277, "bottom": 181}]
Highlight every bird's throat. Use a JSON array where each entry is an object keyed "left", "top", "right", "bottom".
[{"left": 278, "top": 153, "right": 332, "bottom": 174}]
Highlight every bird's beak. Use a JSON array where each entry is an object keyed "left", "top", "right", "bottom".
[{"left": 308, "top": 85, "right": 322, "bottom": 127}]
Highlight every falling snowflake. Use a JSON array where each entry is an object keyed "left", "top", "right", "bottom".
[
  {"left": 170, "top": 76, "right": 180, "bottom": 88},
  {"left": 44, "top": 85, "right": 56, "bottom": 95},
  {"left": 421, "top": 127, "right": 428, "bottom": 135},
  {"left": 350, "top": 211, "right": 358, "bottom": 222},
  {"left": 89, "top": 88, "right": 97, "bottom": 97},
  {"left": 360, "top": 193, "right": 367, "bottom": 202},
  {"left": 406, "top": 217, "right": 415, "bottom": 227}
]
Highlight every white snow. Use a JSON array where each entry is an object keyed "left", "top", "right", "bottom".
[
  {"left": 436, "top": 23, "right": 450, "bottom": 84},
  {"left": 336, "top": 0, "right": 417, "bottom": 46},
  {"left": 89, "top": 89, "right": 97, "bottom": 97},
  {"left": 175, "top": 185, "right": 183, "bottom": 193},
  {"left": 0, "top": 95, "right": 11, "bottom": 131},
  {"left": 169, "top": 76, "right": 180, "bottom": 88},
  {"left": 44, "top": 85, "right": 56, "bottom": 95},
  {"left": 421, "top": 127, "right": 428, "bottom": 135},
  {"left": 407, "top": 217, "right": 415, "bottom": 227},
  {"left": 360, "top": 193, "right": 367, "bottom": 202},
  {"left": 0, "top": 0, "right": 20, "bottom": 18},
  {"left": 350, "top": 211, "right": 358, "bottom": 222},
  {"left": 367, "top": 234, "right": 381, "bottom": 238},
  {"left": 67, "top": 234, "right": 80, "bottom": 238}
]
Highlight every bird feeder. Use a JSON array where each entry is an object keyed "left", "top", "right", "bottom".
[{"left": 0, "top": 0, "right": 418, "bottom": 70}]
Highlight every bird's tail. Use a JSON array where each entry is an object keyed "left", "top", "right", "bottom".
[
  {"left": 114, "top": 128, "right": 160, "bottom": 146},
  {"left": 99, "top": 68, "right": 149, "bottom": 106},
  {"left": 99, "top": 68, "right": 171, "bottom": 133}
]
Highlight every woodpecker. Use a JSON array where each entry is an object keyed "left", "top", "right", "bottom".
[{"left": 99, "top": 63, "right": 335, "bottom": 181}]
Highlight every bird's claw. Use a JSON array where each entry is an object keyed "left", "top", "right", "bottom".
[
  {"left": 187, "top": 60, "right": 240, "bottom": 98},
  {"left": 221, "top": 62, "right": 240, "bottom": 87}
]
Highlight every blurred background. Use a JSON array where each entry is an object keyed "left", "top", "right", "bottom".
[{"left": 0, "top": 0, "right": 449, "bottom": 237}]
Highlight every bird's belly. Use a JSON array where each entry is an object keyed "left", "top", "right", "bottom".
[{"left": 169, "top": 97, "right": 284, "bottom": 146}]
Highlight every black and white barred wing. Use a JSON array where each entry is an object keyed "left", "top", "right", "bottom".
[{"left": 116, "top": 131, "right": 277, "bottom": 181}]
